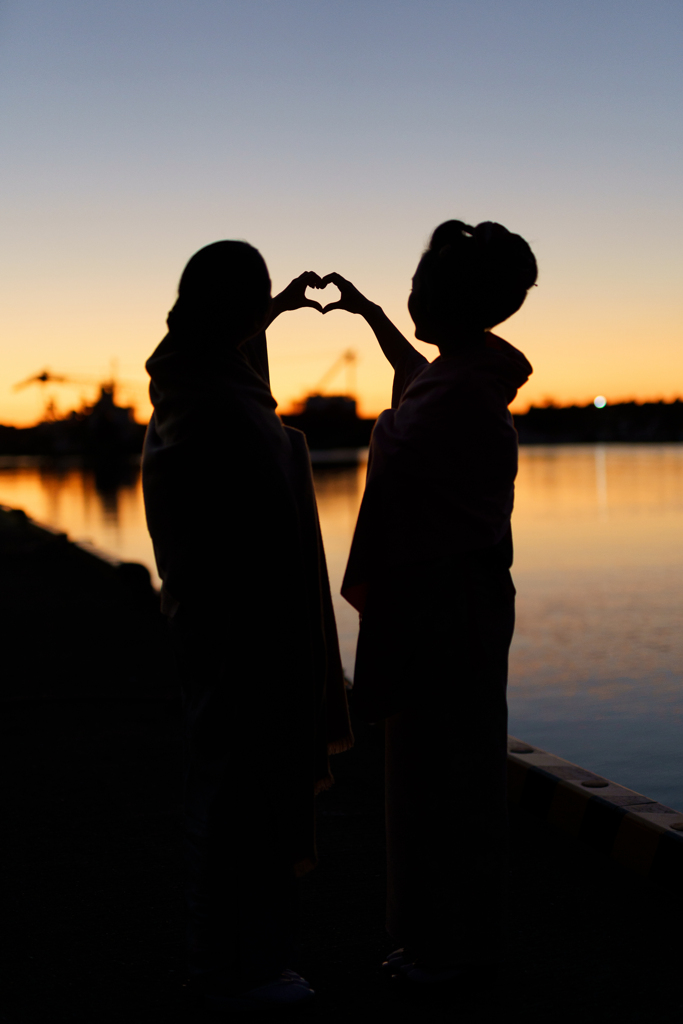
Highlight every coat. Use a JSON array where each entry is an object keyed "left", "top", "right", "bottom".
[{"left": 143, "top": 319, "right": 352, "bottom": 873}]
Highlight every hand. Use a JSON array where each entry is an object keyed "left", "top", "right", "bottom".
[
  {"left": 270, "top": 271, "right": 325, "bottom": 321},
  {"left": 320, "top": 273, "right": 376, "bottom": 317}
]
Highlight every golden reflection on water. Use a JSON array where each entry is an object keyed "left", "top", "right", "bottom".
[
  {"left": 513, "top": 444, "right": 683, "bottom": 569},
  {"left": 511, "top": 445, "right": 683, "bottom": 689},
  {"left": 310, "top": 457, "right": 368, "bottom": 677},
  {"left": 2, "top": 446, "right": 681, "bottom": 688},
  {"left": 0, "top": 457, "right": 158, "bottom": 584},
  {"left": 509, "top": 444, "right": 683, "bottom": 808},
  {"left": 2, "top": 445, "right": 683, "bottom": 804}
]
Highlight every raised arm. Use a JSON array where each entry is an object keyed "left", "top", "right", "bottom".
[
  {"left": 266, "top": 271, "right": 324, "bottom": 326},
  {"left": 320, "top": 273, "right": 427, "bottom": 407},
  {"left": 243, "top": 271, "right": 325, "bottom": 384}
]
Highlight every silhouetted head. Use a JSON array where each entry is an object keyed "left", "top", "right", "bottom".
[
  {"left": 408, "top": 221, "right": 537, "bottom": 348},
  {"left": 172, "top": 240, "right": 272, "bottom": 347}
]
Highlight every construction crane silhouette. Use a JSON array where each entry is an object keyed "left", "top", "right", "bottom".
[
  {"left": 11, "top": 361, "right": 151, "bottom": 402},
  {"left": 13, "top": 369, "right": 117, "bottom": 393},
  {"left": 311, "top": 349, "right": 357, "bottom": 397}
]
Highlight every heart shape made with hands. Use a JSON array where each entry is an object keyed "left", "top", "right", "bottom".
[{"left": 305, "top": 283, "right": 341, "bottom": 311}]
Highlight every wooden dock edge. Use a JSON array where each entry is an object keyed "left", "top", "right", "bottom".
[{"left": 507, "top": 736, "right": 683, "bottom": 887}]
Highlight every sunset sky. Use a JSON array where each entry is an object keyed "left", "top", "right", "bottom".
[{"left": 1, "top": 0, "right": 681, "bottom": 424}]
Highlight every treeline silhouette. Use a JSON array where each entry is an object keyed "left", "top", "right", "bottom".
[
  {"left": 2, "top": 397, "right": 683, "bottom": 457},
  {"left": 513, "top": 399, "right": 683, "bottom": 444}
]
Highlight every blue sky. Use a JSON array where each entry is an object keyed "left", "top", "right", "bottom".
[{"left": 1, "top": 0, "right": 681, "bottom": 420}]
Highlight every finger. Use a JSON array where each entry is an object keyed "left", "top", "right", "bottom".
[
  {"left": 303, "top": 300, "right": 323, "bottom": 312},
  {"left": 320, "top": 272, "right": 347, "bottom": 288},
  {"left": 301, "top": 270, "right": 323, "bottom": 288},
  {"left": 321, "top": 301, "right": 343, "bottom": 314}
]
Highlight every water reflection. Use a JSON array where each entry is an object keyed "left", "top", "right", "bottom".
[
  {"left": 310, "top": 457, "right": 367, "bottom": 677},
  {"left": 1, "top": 445, "right": 682, "bottom": 808},
  {"left": 0, "top": 456, "right": 157, "bottom": 582},
  {"left": 510, "top": 444, "right": 683, "bottom": 809},
  {"left": 594, "top": 444, "right": 608, "bottom": 520}
]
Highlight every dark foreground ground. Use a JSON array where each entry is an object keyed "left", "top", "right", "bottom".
[{"left": 2, "top": 694, "right": 682, "bottom": 1024}]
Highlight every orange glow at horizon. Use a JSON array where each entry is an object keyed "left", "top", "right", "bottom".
[
  {"left": 1, "top": 2, "right": 681, "bottom": 430},
  {"left": 2, "top": 294, "right": 682, "bottom": 427},
  {"left": 1, "top": 238, "right": 681, "bottom": 428}
]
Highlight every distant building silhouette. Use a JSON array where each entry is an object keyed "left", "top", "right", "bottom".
[{"left": 0, "top": 385, "right": 145, "bottom": 458}]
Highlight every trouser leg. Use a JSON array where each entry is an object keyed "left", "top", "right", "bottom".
[
  {"left": 184, "top": 820, "right": 296, "bottom": 990},
  {"left": 384, "top": 567, "right": 513, "bottom": 968},
  {"left": 171, "top": 611, "right": 297, "bottom": 991},
  {"left": 385, "top": 697, "right": 508, "bottom": 967}
]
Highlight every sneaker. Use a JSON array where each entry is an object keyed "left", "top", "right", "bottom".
[
  {"left": 382, "top": 948, "right": 415, "bottom": 975},
  {"left": 398, "top": 962, "right": 465, "bottom": 985},
  {"left": 200, "top": 969, "right": 315, "bottom": 1012}
]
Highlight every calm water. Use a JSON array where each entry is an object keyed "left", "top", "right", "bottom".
[{"left": 2, "top": 444, "right": 683, "bottom": 810}]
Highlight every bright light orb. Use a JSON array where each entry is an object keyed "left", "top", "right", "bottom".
[{"left": 594, "top": 396, "right": 607, "bottom": 409}]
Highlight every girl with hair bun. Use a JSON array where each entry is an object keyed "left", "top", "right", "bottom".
[{"left": 322, "top": 220, "right": 536, "bottom": 986}]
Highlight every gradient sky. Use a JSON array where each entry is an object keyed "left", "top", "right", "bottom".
[{"left": 1, "top": 0, "right": 681, "bottom": 424}]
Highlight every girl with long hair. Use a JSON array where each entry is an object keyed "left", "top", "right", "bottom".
[{"left": 143, "top": 241, "right": 352, "bottom": 1011}]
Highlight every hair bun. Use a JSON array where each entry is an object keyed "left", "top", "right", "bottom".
[
  {"left": 429, "top": 220, "right": 474, "bottom": 252},
  {"left": 415, "top": 218, "right": 538, "bottom": 330}
]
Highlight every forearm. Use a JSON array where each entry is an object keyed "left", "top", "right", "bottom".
[
  {"left": 362, "top": 305, "right": 427, "bottom": 407},
  {"left": 363, "top": 304, "right": 425, "bottom": 371},
  {"left": 265, "top": 292, "right": 287, "bottom": 329}
]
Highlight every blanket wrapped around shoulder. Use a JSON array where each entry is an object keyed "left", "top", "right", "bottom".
[
  {"left": 142, "top": 320, "right": 352, "bottom": 874},
  {"left": 342, "top": 335, "right": 532, "bottom": 721},
  {"left": 342, "top": 335, "right": 532, "bottom": 606}
]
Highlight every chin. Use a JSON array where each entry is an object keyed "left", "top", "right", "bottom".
[{"left": 415, "top": 331, "right": 439, "bottom": 347}]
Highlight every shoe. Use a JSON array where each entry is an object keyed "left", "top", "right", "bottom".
[
  {"left": 382, "top": 948, "right": 415, "bottom": 975},
  {"left": 398, "top": 962, "right": 465, "bottom": 985},
  {"left": 199, "top": 969, "right": 315, "bottom": 1012}
]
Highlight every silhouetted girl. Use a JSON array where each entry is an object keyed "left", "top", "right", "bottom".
[
  {"left": 325, "top": 221, "right": 536, "bottom": 986},
  {"left": 142, "top": 242, "right": 352, "bottom": 1011}
]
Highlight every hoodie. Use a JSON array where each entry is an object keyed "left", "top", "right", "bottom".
[{"left": 342, "top": 334, "right": 532, "bottom": 611}]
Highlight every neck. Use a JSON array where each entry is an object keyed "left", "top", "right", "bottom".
[{"left": 435, "top": 327, "right": 486, "bottom": 357}]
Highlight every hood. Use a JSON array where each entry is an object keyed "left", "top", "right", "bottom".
[
  {"left": 431, "top": 333, "right": 532, "bottom": 406},
  {"left": 145, "top": 316, "right": 277, "bottom": 447},
  {"left": 483, "top": 333, "right": 533, "bottom": 402}
]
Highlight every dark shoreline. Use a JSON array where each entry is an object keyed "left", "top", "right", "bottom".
[
  {"left": 3, "top": 398, "right": 683, "bottom": 457},
  {"left": 2, "top": 506, "right": 683, "bottom": 1020},
  {"left": 3, "top": 697, "right": 683, "bottom": 1022},
  {"left": 514, "top": 400, "right": 683, "bottom": 444}
]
